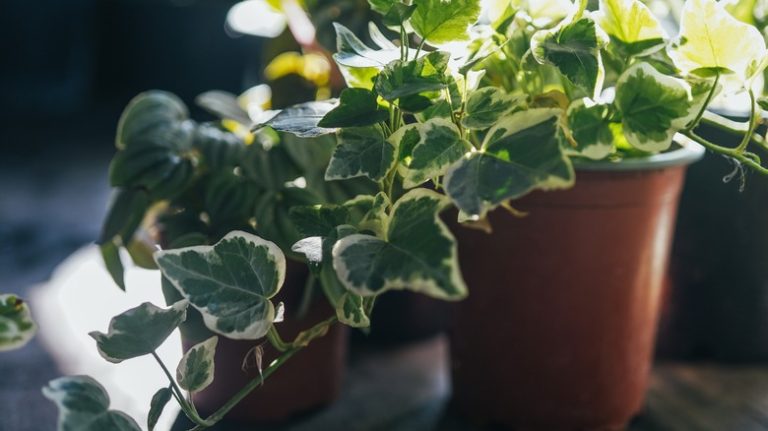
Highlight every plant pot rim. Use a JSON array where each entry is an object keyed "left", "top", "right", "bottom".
[{"left": 574, "top": 134, "right": 705, "bottom": 172}]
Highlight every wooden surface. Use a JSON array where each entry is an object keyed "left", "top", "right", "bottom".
[{"left": 172, "top": 336, "right": 768, "bottom": 431}]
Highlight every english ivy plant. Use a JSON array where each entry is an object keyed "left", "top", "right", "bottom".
[
  {"left": 45, "top": 0, "right": 768, "bottom": 429},
  {"left": 0, "top": 294, "right": 36, "bottom": 352}
]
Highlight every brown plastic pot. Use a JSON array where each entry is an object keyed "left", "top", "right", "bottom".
[
  {"left": 449, "top": 141, "right": 703, "bottom": 430},
  {"left": 162, "top": 261, "right": 346, "bottom": 423}
]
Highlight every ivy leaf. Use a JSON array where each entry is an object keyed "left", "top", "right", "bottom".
[
  {"left": 155, "top": 231, "right": 285, "bottom": 340},
  {"left": 98, "top": 188, "right": 150, "bottom": 246},
  {"left": 147, "top": 387, "right": 173, "bottom": 431},
  {"left": 375, "top": 51, "right": 451, "bottom": 102},
  {"left": 43, "top": 376, "right": 141, "bottom": 431},
  {"left": 110, "top": 92, "right": 196, "bottom": 198},
  {"left": 318, "top": 88, "right": 389, "bottom": 128},
  {"left": 0, "top": 295, "right": 36, "bottom": 352},
  {"left": 333, "top": 22, "right": 401, "bottom": 69},
  {"left": 382, "top": 2, "right": 418, "bottom": 27},
  {"left": 332, "top": 189, "right": 467, "bottom": 300},
  {"left": 177, "top": 336, "right": 218, "bottom": 393},
  {"left": 615, "top": 62, "right": 692, "bottom": 152},
  {"left": 669, "top": 0, "right": 767, "bottom": 90},
  {"left": 461, "top": 87, "right": 523, "bottom": 129},
  {"left": 256, "top": 101, "right": 338, "bottom": 138},
  {"left": 368, "top": 0, "right": 397, "bottom": 14},
  {"left": 444, "top": 108, "right": 574, "bottom": 218},
  {"left": 393, "top": 119, "right": 471, "bottom": 188},
  {"left": 326, "top": 126, "right": 396, "bottom": 182},
  {"left": 565, "top": 98, "right": 615, "bottom": 160},
  {"left": 410, "top": 0, "right": 482, "bottom": 45},
  {"left": 89, "top": 301, "right": 188, "bottom": 363},
  {"left": 100, "top": 242, "right": 126, "bottom": 291},
  {"left": 594, "top": 0, "right": 667, "bottom": 57},
  {"left": 415, "top": 100, "right": 453, "bottom": 122},
  {"left": 531, "top": 17, "right": 605, "bottom": 97}
]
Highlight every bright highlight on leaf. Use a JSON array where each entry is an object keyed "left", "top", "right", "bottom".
[
  {"left": 594, "top": 0, "right": 667, "bottom": 56},
  {"left": 326, "top": 125, "right": 396, "bottom": 181},
  {"left": 43, "top": 376, "right": 141, "bottom": 431},
  {"left": 155, "top": 231, "right": 286, "bottom": 340},
  {"left": 410, "top": 0, "right": 482, "bottom": 45},
  {"left": 89, "top": 300, "right": 188, "bottom": 363},
  {"left": 393, "top": 119, "right": 471, "bottom": 188},
  {"left": 669, "top": 0, "right": 768, "bottom": 90}
]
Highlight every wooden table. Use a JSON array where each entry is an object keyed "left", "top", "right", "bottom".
[{"left": 172, "top": 336, "right": 768, "bottom": 431}]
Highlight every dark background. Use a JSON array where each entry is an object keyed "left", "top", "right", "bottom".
[{"left": 0, "top": 1, "right": 264, "bottom": 428}]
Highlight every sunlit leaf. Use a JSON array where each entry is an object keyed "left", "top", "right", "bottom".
[
  {"left": 565, "top": 98, "right": 615, "bottom": 160},
  {"left": 256, "top": 101, "right": 338, "bottom": 138},
  {"left": 318, "top": 88, "right": 389, "bottom": 128},
  {"left": 594, "top": 0, "right": 667, "bottom": 56},
  {"left": 326, "top": 125, "right": 396, "bottom": 181},
  {"left": 410, "top": 0, "right": 482, "bottom": 45},
  {"left": 393, "top": 119, "right": 471, "bottom": 188}
]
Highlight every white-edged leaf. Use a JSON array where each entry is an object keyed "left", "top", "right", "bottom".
[
  {"left": 333, "top": 22, "right": 401, "bottom": 68},
  {"left": 615, "top": 62, "right": 692, "bottom": 151},
  {"left": 155, "top": 231, "right": 286, "bottom": 340},
  {"left": 291, "top": 236, "right": 324, "bottom": 264},
  {"left": 326, "top": 125, "right": 396, "bottom": 182},
  {"left": 89, "top": 300, "right": 188, "bottom": 363},
  {"left": 393, "top": 119, "right": 471, "bottom": 188},
  {"left": 177, "top": 336, "right": 218, "bottom": 393},
  {"left": 256, "top": 101, "right": 338, "bottom": 137},
  {"left": 462, "top": 87, "right": 522, "bottom": 129},
  {"left": 0, "top": 294, "right": 36, "bottom": 352},
  {"left": 43, "top": 376, "right": 141, "bottom": 431},
  {"left": 565, "top": 98, "right": 615, "bottom": 160},
  {"left": 445, "top": 108, "right": 573, "bottom": 218},
  {"left": 332, "top": 189, "right": 467, "bottom": 300}
]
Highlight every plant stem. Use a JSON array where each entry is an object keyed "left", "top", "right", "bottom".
[
  {"left": 295, "top": 273, "right": 316, "bottom": 319},
  {"left": 687, "top": 72, "right": 720, "bottom": 131},
  {"left": 736, "top": 88, "right": 758, "bottom": 153},
  {"left": 681, "top": 130, "right": 768, "bottom": 175},
  {"left": 187, "top": 348, "right": 300, "bottom": 431},
  {"left": 151, "top": 351, "right": 212, "bottom": 427},
  {"left": 267, "top": 325, "right": 291, "bottom": 352}
]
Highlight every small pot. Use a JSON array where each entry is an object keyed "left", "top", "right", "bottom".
[
  {"left": 162, "top": 262, "right": 346, "bottom": 423},
  {"left": 449, "top": 141, "right": 703, "bottom": 430}
]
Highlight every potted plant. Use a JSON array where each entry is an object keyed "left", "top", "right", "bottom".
[{"left": 42, "top": 0, "right": 768, "bottom": 430}]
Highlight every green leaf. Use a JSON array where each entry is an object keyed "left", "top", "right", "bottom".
[
  {"left": 177, "top": 336, "right": 218, "bottom": 393},
  {"left": 415, "top": 100, "right": 453, "bottom": 122},
  {"left": 116, "top": 91, "right": 188, "bottom": 151},
  {"left": 326, "top": 126, "right": 396, "bottom": 182},
  {"left": 393, "top": 119, "right": 470, "bottom": 188},
  {"left": 333, "top": 22, "right": 401, "bottom": 69},
  {"left": 669, "top": 0, "right": 767, "bottom": 89},
  {"left": 461, "top": 87, "right": 523, "bottom": 129},
  {"left": 100, "top": 242, "right": 126, "bottom": 291},
  {"left": 444, "top": 108, "right": 574, "bottom": 218},
  {"left": 375, "top": 51, "right": 451, "bottom": 102},
  {"left": 0, "top": 294, "right": 36, "bottom": 352},
  {"left": 257, "top": 101, "right": 338, "bottom": 138},
  {"left": 383, "top": 2, "right": 418, "bottom": 27},
  {"left": 332, "top": 189, "right": 467, "bottom": 300},
  {"left": 147, "top": 387, "right": 173, "bottom": 431},
  {"left": 368, "top": 0, "right": 397, "bottom": 14},
  {"left": 531, "top": 17, "right": 605, "bottom": 97},
  {"left": 594, "top": 0, "right": 667, "bottom": 56},
  {"left": 43, "top": 376, "right": 141, "bottom": 431},
  {"left": 195, "top": 90, "right": 252, "bottom": 126},
  {"left": 89, "top": 300, "right": 188, "bottom": 363},
  {"left": 410, "top": 0, "right": 482, "bottom": 45},
  {"left": 565, "top": 98, "right": 615, "bottom": 160},
  {"left": 615, "top": 62, "right": 692, "bottom": 151},
  {"left": 318, "top": 88, "right": 389, "bottom": 128},
  {"left": 98, "top": 188, "right": 150, "bottom": 246},
  {"left": 155, "top": 231, "right": 285, "bottom": 339}
]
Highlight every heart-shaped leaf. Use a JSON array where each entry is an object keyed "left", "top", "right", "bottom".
[
  {"left": 615, "top": 62, "right": 692, "bottom": 151},
  {"left": 332, "top": 189, "right": 467, "bottom": 300},
  {"left": 326, "top": 125, "right": 396, "bottom": 182},
  {"left": 565, "top": 98, "right": 615, "bottom": 160},
  {"left": 155, "top": 231, "right": 286, "bottom": 340},
  {"left": 43, "top": 376, "right": 141, "bottom": 431},
  {"left": 375, "top": 51, "right": 451, "bottom": 102},
  {"left": 0, "top": 294, "right": 36, "bottom": 352},
  {"left": 462, "top": 87, "right": 523, "bottom": 129},
  {"left": 177, "top": 336, "right": 218, "bottom": 393},
  {"left": 89, "top": 300, "right": 188, "bottom": 363}
]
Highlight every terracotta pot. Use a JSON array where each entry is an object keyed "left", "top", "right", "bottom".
[
  {"left": 162, "top": 262, "right": 346, "bottom": 423},
  {"left": 449, "top": 143, "right": 703, "bottom": 430}
]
